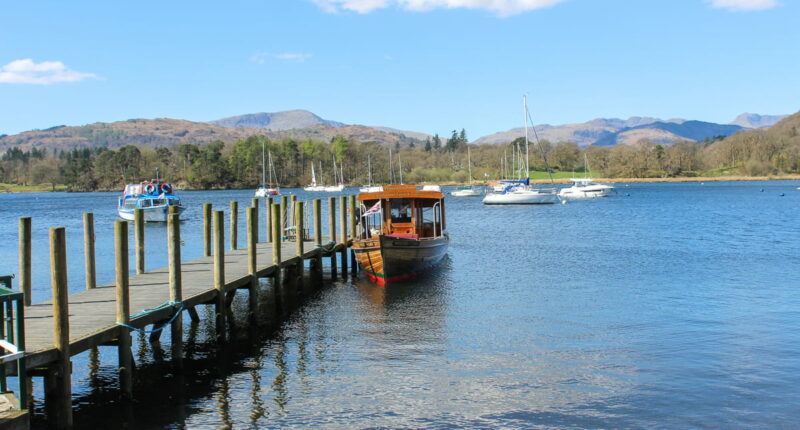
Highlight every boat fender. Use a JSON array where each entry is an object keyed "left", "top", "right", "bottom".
[
  {"left": 145, "top": 183, "right": 156, "bottom": 194},
  {"left": 161, "top": 183, "right": 173, "bottom": 194}
]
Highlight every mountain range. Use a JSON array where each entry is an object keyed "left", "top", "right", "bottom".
[{"left": 0, "top": 109, "right": 789, "bottom": 153}]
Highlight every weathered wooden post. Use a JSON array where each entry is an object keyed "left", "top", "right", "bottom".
[
  {"left": 312, "top": 199, "right": 323, "bottom": 283},
  {"left": 18, "top": 217, "right": 31, "bottom": 306},
  {"left": 271, "top": 203, "right": 283, "bottom": 311},
  {"left": 135, "top": 208, "right": 145, "bottom": 274},
  {"left": 82, "top": 213, "right": 97, "bottom": 290},
  {"left": 115, "top": 221, "right": 133, "bottom": 400},
  {"left": 49, "top": 227, "right": 72, "bottom": 428},
  {"left": 266, "top": 197, "right": 273, "bottom": 243},
  {"left": 203, "top": 203, "right": 212, "bottom": 257},
  {"left": 230, "top": 201, "right": 238, "bottom": 250},
  {"left": 349, "top": 195, "right": 358, "bottom": 274},
  {"left": 339, "top": 195, "right": 348, "bottom": 275},
  {"left": 295, "top": 201, "right": 305, "bottom": 293},
  {"left": 246, "top": 206, "right": 259, "bottom": 319},
  {"left": 328, "top": 197, "right": 337, "bottom": 280},
  {"left": 213, "top": 210, "right": 226, "bottom": 339},
  {"left": 168, "top": 213, "right": 183, "bottom": 368},
  {"left": 290, "top": 195, "right": 298, "bottom": 227}
]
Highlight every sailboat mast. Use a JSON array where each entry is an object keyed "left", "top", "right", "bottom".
[
  {"left": 261, "top": 143, "right": 266, "bottom": 186},
  {"left": 524, "top": 94, "right": 530, "bottom": 180},
  {"left": 467, "top": 145, "right": 472, "bottom": 184},
  {"left": 398, "top": 152, "right": 403, "bottom": 185},
  {"left": 389, "top": 148, "right": 394, "bottom": 184},
  {"left": 367, "top": 154, "right": 372, "bottom": 186}
]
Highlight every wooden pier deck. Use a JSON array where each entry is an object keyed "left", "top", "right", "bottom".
[{"left": 21, "top": 238, "right": 339, "bottom": 370}]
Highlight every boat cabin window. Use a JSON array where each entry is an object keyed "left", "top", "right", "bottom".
[
  {"left": 124, "top": 200, "right": 137, "bottom": 210},
  {"left": 140, "top": 199, "right": 152, "bottom": 208},
  {"left": 390, "top": 199, "right": 412, "bottom": 223}
]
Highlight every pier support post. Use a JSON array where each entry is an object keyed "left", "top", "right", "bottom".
[
  {"left": 266, "top": 197, "right": 273, "bottom": 243},
  {"left": 49, "top": 227, "right": 73, "bottom": 429},
  {"left": 349, "top": 195, "right": 358, "bottom": 275},
  {"left": 213, "top": 211, "right": 226, "bottom": 340},
  {"left": 135, "top": 208, "right": 145, "bottom": 274},
  {"left": 230, "top": 201, "right": 238, "bottom": 250},
  {"left": 203, "top": 203, "right": 212, "bottom": 257},
  {"left": 328, "top": 197, "right": 337, "bottom": 280},
  {"left": 271, "top": 203, "right": 283, "bottom": 311},
  {"left": 246, "top": 207, "right": 259, "bottom": 320},
  {"left": 18, "top": 217, "right": 31, "bottom": 306},
  {"left": 83, "top": 213, "right": 97, "bottom": 289},
  {"left": 115, "top": 221, "right": 134, "bottom": 400},
  {"left": 168, "top": 213, "right": 183, "bottom": 369},
  {"left": 295, "top": 201, "right": 305, "bottom": 294},
  {"left": 312, "top": 199, "right": 323, "bottom": 284},
  {"left": 339, "top": 195, "right": 348, "bottom": 276}
]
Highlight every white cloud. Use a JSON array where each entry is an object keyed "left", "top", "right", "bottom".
[
  {"left": 707, "top": 0, "right": 779, "bottom": 11},
  {"left": 0, "top": 59, "right": 96, "bottom": 85},
  {"left": 250, "top": 52, "right": 313, "bottom": 64},
  {"left": 312, "top": 0, "right": 566, "bottom": 16}
]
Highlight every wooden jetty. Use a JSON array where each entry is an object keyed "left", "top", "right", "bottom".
[{"left": 0, "top": 196, "right": 361, "bottom": 430}]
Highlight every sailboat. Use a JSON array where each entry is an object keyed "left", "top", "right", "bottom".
[
  {"left": 304, "top": 162, "right": 326, "bottom": 191},
  {"left": 451, "top": 146, "right": 482, "bottom": 197},
  {"left": 324, "top": 157, "right": 345, "bottom": 192},
  {"left": 360, "top": 154, "right": 374, "bottom": 192},
  {"left": 255, "top": 144, "right": 279, "bottom": 197},
  {"left": 483, "top": 96, "right": 559, "bottom": 205},
  {"left": 558, "top": 153, "right": 614, "bottom": 199}
]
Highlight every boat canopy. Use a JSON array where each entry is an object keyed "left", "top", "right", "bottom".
[{"left": 357, "top": 184, "right": 443, "bottom": 201}]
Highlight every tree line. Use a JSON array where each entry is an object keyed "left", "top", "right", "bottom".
[{"left": 2, "top": 116, "right": 799, "bottom": 191}]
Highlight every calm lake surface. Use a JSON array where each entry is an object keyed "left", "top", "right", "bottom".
[{"left": 1, "top": 181, "right": 799, "bottom": 429}]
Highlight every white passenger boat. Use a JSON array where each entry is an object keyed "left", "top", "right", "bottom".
[
  {"left": 118, "top": 182, "right": 184, "bottom": 222},
  {"left": 558, "top": 178, "right": 614, "bottom": 199}
]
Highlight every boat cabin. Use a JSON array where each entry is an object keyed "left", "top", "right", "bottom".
[{"left": 358, "top": 185, "right": 446, "bottom": 240}]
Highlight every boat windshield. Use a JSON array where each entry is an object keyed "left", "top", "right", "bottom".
[{"left": 390, "top": 198, "right": 412, "bottom": 223}]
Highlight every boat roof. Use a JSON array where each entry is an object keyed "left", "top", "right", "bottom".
[{"left": 358, "top": 184, "right": 443, "bottom": 201}]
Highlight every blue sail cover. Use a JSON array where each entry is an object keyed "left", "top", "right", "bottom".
[{"left": 499, "top": 179, "right": 530, "bottom": 185}]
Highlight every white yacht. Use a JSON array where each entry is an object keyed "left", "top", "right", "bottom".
[
  {"left": 558, "top": 178, "right": 614, "bottom": 199},
  {"left": 255, "top": 145, "right": 279, "bottom": 197},
  {"left": 304, "top": 163, "right": 326, "bottom": 191}
]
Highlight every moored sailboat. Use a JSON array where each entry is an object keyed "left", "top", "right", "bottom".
[
  {"left": 353, "top": 185, "right": 449, "bottom": 285},
  {"left": 451, "top": 146, "right": 482, "bottom": 197},
  {"left": 255, "top": 144, "right": 279, "bottom": 197}
]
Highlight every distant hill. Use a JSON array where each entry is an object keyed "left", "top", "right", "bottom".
[
  {"left": 594, "top": 120, "right": 745, "bottom": 146},
  {"left": 730, "top": 113, "right": 788, "bottom": 129},
  {"left": 473, "top": 116, "right": 755, "bottom": 147},
  {"left": 0, "top": 118, "right": 424, "bottom": 153},
  {"left": 209, "top": 109, "right": 345, "bottom": 130}
]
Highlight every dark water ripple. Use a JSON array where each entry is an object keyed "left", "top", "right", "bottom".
[{"left": 1, "top": 181, "right": 799, "bottom": 429}]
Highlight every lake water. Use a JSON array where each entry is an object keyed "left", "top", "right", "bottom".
[{"left": 1, "top": 181, "right": 799, "bottom": 429}]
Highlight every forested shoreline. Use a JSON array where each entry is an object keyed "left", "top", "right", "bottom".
[{"left": 2, "top": 113, "right": 799, "bottom": 192}]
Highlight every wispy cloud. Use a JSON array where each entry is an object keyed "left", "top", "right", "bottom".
[
  {"left": 312, "top": 0, "right": 566, "bottom": 16},
  {"left": 707, "top": 0, "right": 779, "bottom": 11},
  {"left": 250, "top": 52, "right": 313, "bottom": 64},
  {"left": 0, "top": 59, "right": 97, "bottom": 85}
]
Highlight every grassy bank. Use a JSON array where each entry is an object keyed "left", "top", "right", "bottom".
[{"left": 0, "top": 183, "right": 68, "bottom": 193}]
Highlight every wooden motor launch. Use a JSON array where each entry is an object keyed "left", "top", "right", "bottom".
[{"left": 353, "top": 185, "right": 450, "bottom": 285}]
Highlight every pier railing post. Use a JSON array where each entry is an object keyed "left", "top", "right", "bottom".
[
  {"left": 115, "top": 221, "right": 133, "bottom": 400},
  {"left": 203, "top": 203, "right": 212, "bottom": 257},
  {"left": 168, "top": 213, "right": 183, "bottom": 368},
  {"left": 135, "top": 208, "right": 145, "bottom": 274},
  {"left": 213, "top": 210, "right": 226, "bottom": 340},
  {"left": 266, "top": 197, "right": 273, "bottom": 243},
  {"left": 290, "top": 195, "right": 298, "bottom": 227},
  {"left": 83, "top": 213, "right": 97, "bottom": 290},
  {"left": 247, "top": 206, "right": 259, "bottom": 319},
  {"left": 295, "top": 201, "right": 305, "bottom": 293},
  {"left": 49, "top": 227, "right": 72, "bottom": 429},
  {"left": 230, "top": 201, "right": 238, "bottom": 251},
  {"left": 328, "top": 197, "right": 337, "bottom": 280},
  {"left": 349, "top": 195, "right": 358, "bottom": 275},
  {"left": 339, "top": 195, "right": 348, "bottom": 275},
  {"left": 18, "top": 217, "right": 31, "bottom": 306}
]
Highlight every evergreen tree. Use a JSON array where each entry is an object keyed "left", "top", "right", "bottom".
[
  {"left": 433, "top": 134, "right": 442, "bottom": 151},
  {"left": 424, "top": 137, "right": 432, "bottom": 152}
]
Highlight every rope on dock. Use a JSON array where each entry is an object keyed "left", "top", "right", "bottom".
[
  {"left": 316, "top": 241, "right": 336, "bottom": 252},
  {"left": 116, "top": 301, "right": 184, "bottom": 334}
]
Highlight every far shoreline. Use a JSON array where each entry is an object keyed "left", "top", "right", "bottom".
[{"left": 1, "top": 175, "right": 799, "bottom": 194}]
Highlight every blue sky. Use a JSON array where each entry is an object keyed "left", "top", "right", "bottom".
[{"left": 1, "top": 0, "right": 797, "bottom": 139}]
